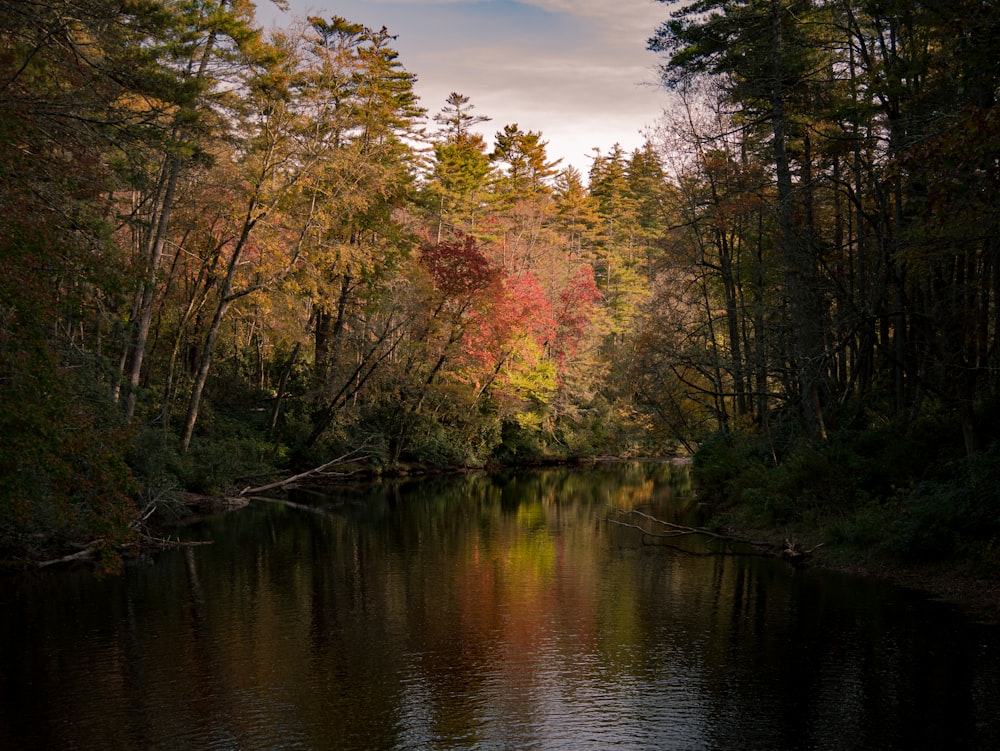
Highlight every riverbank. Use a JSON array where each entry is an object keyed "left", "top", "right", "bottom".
[
  {"left": 717, "top": 520, "right": 1000, "bottom": 624},
  {"left": 690, "top": 425, "right": 1000, "bottom": 625},
  {"left": 819, "top": 553, "right": 1000, "bottom": 624}
]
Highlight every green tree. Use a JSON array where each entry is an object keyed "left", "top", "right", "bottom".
[
  {"left": 288, "top": 17, "right": 424, "bottom": 450},
  {"left": 423, "top": 94, "right": 498, "bottom": 241},
  {"left": 492, "top": 124, "right": 562, "bottom": 199},
  {"left": 553, "top": 167, "right": 602, "bottom": 263},
  {"left": 433, "top": 91, "right": 491, "bottom": 140},
  {"left": 588, "top": 144, "right": 648, "bottom": 342}
]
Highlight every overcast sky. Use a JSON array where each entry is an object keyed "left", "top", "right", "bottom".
[{"left": 254, "top": 0, "right": 671, "bottom": 174}]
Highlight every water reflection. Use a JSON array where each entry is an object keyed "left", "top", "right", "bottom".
[{"left": 0, "top": 462, "right": 998, "bottom": 750}]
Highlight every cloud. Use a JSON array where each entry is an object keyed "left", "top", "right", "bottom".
[
  {"left": 255, "top": 0, "right": 671, "bottom": 171},
  {"left": 359, "top": 0, "right": 666, "bottom": 27},
  {"left": 523, "top": 0, "right": 667, "bottom": 31}
]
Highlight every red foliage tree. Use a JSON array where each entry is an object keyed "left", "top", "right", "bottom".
[
  {"left": 553, "top": 264, "right": 601, "bottom": 366},
  {"left": 461, "top": 271, "right": 557, "bottom": 377},
  {"left": 419, "top": 235, "right": 499, "bottom": 300}
]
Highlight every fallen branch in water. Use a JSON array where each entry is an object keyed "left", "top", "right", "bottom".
[
  {"left": 36, "top": 534, "right": 212, "bottom": 569},
  {"left": 37, "top": 545, "right": 98, "bottom": 567},
  {"left": 140, "top": 535, "right": 214, "bottom": 550},
  {"left": 781, "top": 537, "right": 825, "bottom": 566},
  {"left": 607, "top": 509, "right": 778, "bottom": 556},
  {"left": 238, "top": 445, "right": 372, "bottom": 496}
]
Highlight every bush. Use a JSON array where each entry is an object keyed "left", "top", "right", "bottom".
[
  {"left": 887, "top": 444, "right": 1000, "bottom": 561},
  {"left": 494, "top": 418, "right": 569, "bottom": 465},
  {"left": 692, "top": 430, "right": 776, "bottom": 504},
  {"left": 0, "top": 336, "right": 139, "bottom": 566}
]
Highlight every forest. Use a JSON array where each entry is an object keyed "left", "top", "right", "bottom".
[{"left": 1, "top": 0, "right": 999, "bottom": 573}]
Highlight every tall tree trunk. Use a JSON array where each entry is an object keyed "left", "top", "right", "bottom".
[
  {"left": 180, "top": 296, "right": 231, "bottom": 453},
  {"left": 314, "top": 273, "right": 352, "bottom": 387},
  {"left": 124, "top": 161, "right": 179, "bottom": 420},
  {"left": 719, "top": 232, "right": 748, "bottom": 418},
  {"left": 120, "top": 3, "right": 226, "bottom": 420},
  {"left": 180, "top": 203, "right": 259, "bottom": 452},
  {"left": 770, "top": 0, "right": 826, "bottom": 441},
  {"left": 159, "top": 248, "right": 220, "bottom": 426}
]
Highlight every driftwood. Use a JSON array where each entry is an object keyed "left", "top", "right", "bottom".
[
  {"left": 238, "top": 445, "right": 372, "bottom": 496},
  {"left": 36, "top": 447, "right": 371, "bottom": 570},
  {"left": 38, "top": 545, "right": 99, "bottom": 567}
]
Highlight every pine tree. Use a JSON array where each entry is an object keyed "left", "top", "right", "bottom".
[{"left": 423, "top": 94, "right": 498, "bottom": 241}]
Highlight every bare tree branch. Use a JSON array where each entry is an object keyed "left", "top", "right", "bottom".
[
  {"left": 607, "top": 508, "right": 778, "bottom": 556},
  {"left": 238, "top": 445, "right": 372, "bottom": 496}
]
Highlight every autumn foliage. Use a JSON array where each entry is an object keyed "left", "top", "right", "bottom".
[{"left": 5, "top": 0, "right": 997, "bottom": 571}]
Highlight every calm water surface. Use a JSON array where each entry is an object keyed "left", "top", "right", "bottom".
[{"left": 1, "top": 463, "right": 998, "bottom": 750}]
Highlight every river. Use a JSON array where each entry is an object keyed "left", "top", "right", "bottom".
[{"left": 1, "top": 462, "right": 998, "bottom": 750}]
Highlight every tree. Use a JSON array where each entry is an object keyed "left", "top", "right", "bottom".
[
  {"left": 385, "top": 236, "right": 501, "bottom": 462},
  {"left": 627, "top": 142, "right": 672, "bottom": 280},
  {"left": 478, "top": 124, "right": 566, "bottom": 280},
  {"left": 492, "top": 124, "right": 561, "bottom": 199},
  {"left": 117, "top": 0, "right": 264, "bottom": 422},
  {"left": 420, "top": 93, "right": 502, "bottom": 242},
  {"left": 433, "top": 91, "right": 491, "bottom": 140},
  {"left": 174, "top": 19, "right": 308, "bottom": 452},
  {"left": 588, "top": 145, "right": 649, "bottom": 343},
  {"left": 0, "top": 0, "right": 211, "bottom": 557},
  {"left": 285, "top": 17, "right": 424, "bottom": 449},
  {"left": 553, "top": 167, "right": 602, "bottom": 263},
  {"left": 651, "top": 0, "right": 831, "bottom": 441}
]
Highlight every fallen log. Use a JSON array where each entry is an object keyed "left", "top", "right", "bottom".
[
  {"left": 607, "top": 508, "right": 779, "bottom": 557},
  {"left": 238, "top": 445, "right": 372, "bottom": 496},
  {"left": 38, "top": 546, "right": 97, "bottom": 568},
  {"left": 36, "top": 535, "right": 212, "bottom": 569}
]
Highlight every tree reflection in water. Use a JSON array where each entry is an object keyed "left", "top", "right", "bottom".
[{"left": 1, "top": 462, "right": 998, "bottom": 750}]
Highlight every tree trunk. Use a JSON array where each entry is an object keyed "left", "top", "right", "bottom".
[
  {"left": 179, "top": 294, "right": 232, "bottom": 453},
  {"left": 314, "top": 273, "right": 352, "bottom": 387},
  {"left": 120, "top": 4, "right": 225, "bottom": 420},
  {"left": 179, "top": 202, "right": 259, "bottom": 452},
  {"left": 124, "top": 161, "right": 179, "bottom": 420},
  {"left": 269, "top": 342, "right": 301, "bottom": 434},
  {"left": 770, "top": 0, "right": 826, "bottom": 441}
]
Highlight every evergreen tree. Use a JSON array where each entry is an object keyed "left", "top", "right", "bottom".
[
  {"left": 423, "top": 94, "right": 498, "bottom": 241},
  {"left": 553, "top": 167, "right": 602, "bottom": 263},
  {"left": 492, "top": 124, "right": 562, "bottom": 199},
  {"left": 588, "top": 145, "right": 647, "bottom": 339},
  {"left": 433, "top": 91, "right": 491, "bottom": 140},
  {"left": 292, "top": 17, "right": 425, "bottom": 449}
]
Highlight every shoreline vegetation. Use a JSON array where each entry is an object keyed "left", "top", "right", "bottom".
[
  {"left": 687, "top": 425, "right": 1000, "bottom": 624},
  {"left": 8, "top": 445, "right": 999, "bottom": 625}
]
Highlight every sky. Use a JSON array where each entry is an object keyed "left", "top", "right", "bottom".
[{"left": 253, "top": 0, "right": 672, "bottom": 174}]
